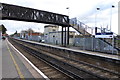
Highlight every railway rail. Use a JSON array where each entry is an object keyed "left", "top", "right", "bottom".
[
  {"left": 9, "top": 38, "right": 120, "bottom": 79},
  {"left": 8, "top": 38, "right": 74, "bottom": 80}
]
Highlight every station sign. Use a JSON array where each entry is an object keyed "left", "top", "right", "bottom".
[{"left": 95, "top": 32, "right": 113, "bottom": 38}]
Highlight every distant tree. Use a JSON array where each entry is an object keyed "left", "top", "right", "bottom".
[
  {"left": 0, "top": 24, "right": 7, "bottom": 34},
  {"left": 14, "top": 31, "right": 17, "bottom": 35},
  {"left": 27, "top": 28, "right": 34, "bottom": 33},
  {"left": 10, "top": 31, "right": 18, "bottom": 37}
]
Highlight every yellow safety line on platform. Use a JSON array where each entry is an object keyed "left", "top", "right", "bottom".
[{"left": 6, "top": 42, "right": 25, "bottom": 80}]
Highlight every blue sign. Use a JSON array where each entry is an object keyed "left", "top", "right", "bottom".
[{"left": 96, "top": 32, "right": 113, "bottom": 35}]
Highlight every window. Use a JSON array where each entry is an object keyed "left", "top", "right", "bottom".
[
  {"left": 53, "top": 29, "right": 56, "bottom": 32},
  {"left": 69, "top": 35, "right": 73, "bottom": 38}
]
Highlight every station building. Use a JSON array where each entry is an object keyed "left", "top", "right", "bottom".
[{"left": 44, "top": 25, "right": 75, "bottom": 45}]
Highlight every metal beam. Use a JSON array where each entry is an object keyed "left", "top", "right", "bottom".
[
  {"left": 64, "top": 27, "right": 66, "bottom": 46},
  {"left": 61, "top": 26, "right": 64, "bottom": 46},
  {"left": 0, "top": 3, "right": 69, "bottom": 26},
  {"left": 67, "top": 25, "right": 70, "bottom": 45}
]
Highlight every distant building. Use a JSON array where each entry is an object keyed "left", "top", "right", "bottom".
[
  {"left": 20, "top": 31, "right": 43, "bottom": 42},
  {"left": 48, "top": 31, "right": 75, "bottom": 45},
  {"left": 27, "top": 33, "right": 41, "bottom": 41},
  {"left": 44, "top": 25, "right": 59, "bottom": 43},
  {"left": 44, "top": 25, "right": 59, "bottom": 34},
  {"left": 44, "top": 25, "right": 75, "bottom": 45},
  {"left": 20, "top": 30, "right": 27, "bottom": 39}
]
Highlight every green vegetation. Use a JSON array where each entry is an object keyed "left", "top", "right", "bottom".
[
  {"left": 116, "top": 39, "right": 120, "bottom": 49},
  {"left": 10, "top": 31, "right": 19, "bottom": 37},
  {"left": 0, "top": 24, "right": 7, "bottom": 34},
  {"left": 117, "top": 40, "right": 120, "bottom": 44}
]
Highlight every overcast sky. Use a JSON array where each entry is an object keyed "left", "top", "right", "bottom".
[{"left": 0, "top": 0, "right": 119, "bottom": 35}]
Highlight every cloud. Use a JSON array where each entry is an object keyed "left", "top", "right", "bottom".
[
  {"left": 0, "top": 0, "right": 119, "bottom": 34},
  {"left": 78, "top": 0, "right": 118, "bottom": 20},
  {"left": 76, "top": 0, "right": 118, "bottom": 29},
  {"left": 0, "top": 20, "right": 45, "bottom": 34}
]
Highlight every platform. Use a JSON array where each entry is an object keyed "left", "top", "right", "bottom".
[
  {"left": 1, "top": 39, "right": 47, "bottom": 79},
  {"left": 17, "top": 38, "right": 120, "bottom": 61}
]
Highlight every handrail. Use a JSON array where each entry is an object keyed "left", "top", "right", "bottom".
[
  {"left": 70, "top": 17, "right": 119, "bottom": 37},
  {"left": 69, "top": 18, "right": 120, "bottom": 51},
  {"left": 69, "top": 18, "right": 93, "bottom": 35}
]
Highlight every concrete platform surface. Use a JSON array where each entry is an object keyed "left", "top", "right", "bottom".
[{"left": 1, "top": 39, "right": 46, "bottom": 79}]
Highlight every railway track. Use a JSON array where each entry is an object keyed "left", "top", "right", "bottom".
[
  {"left": 9, "top": 38, "right": 120, "bottom": 79},
  {"left": 8, "top": 38, "right": 74, "bottom": 80}
]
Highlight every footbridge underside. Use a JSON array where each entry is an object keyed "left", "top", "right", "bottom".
[{"left": 0, "top": 3, "right": 69, "bottom": 26}]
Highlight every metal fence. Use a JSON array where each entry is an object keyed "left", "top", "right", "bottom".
[{"left": 74, "top": 37, "right": 118, "bottom": 54}]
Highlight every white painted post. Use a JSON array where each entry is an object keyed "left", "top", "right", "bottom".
[
  {"left": 0, "top": 3, "right": 2, "bottom": 80},
  {"left": 110, "top": 5, "right": 115, "bottom": 31},
  {"left": 119, "top": 2, "right": 120, "bottom": 35},
  {"left": 0, "top": 28, "right": 1, "bottom": 80},
  {"left": 112, "top": 36, "right": 114, "bottom": 54}
]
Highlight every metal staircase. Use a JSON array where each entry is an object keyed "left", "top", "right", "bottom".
[
  {"left": 69, "top": 18, "right": 92, "bottom": 36},
  {"left": 69, "top": 18, "right": 120, "bottom": 54}
]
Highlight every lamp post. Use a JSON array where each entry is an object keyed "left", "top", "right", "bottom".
[
  {"left": 66, "top": 7, "right": 70, "bottom": 46},
  {"left": 109, "top": 5, "right": 115, "bottom": 54},
  {"left": 95, "top": 8, "right": 100, "bottom": 28},
  {"left": 94, "top": 7, "right": 100, "bottom": 51},
  {"left": 66, "top": 7, "right": 70, "bottom": 59},
  {"left": 95, "top": 7, "right": 100, "bottom": 35},
  {"left": 66, "top": 7, "right": 69, "bottom": 16},
  {"left": 110, "top": 5, "right": 115, "bottom": 31}
]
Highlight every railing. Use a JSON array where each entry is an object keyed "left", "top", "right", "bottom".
[
  {"left": 70, "top": 18, "right": 120, "bottom": 53},
  {"left": 69, "top": 18, "right": 93, "bottom": 36}
]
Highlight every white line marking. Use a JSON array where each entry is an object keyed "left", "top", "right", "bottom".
[{"left": 7, "top": 39, "right": 50, "bottom": 80}]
